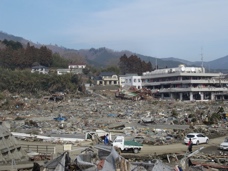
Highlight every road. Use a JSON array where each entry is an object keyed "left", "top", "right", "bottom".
[
  {"left": 17, "top": 135, "right": 227, "bottom": 158},
  {"left": 132, "top": 135, "right": 227, "bottom": 157}
]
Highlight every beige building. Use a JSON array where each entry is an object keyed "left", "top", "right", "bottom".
[{"left": 96, "top": 72, "right": 119, "bottom": 85}]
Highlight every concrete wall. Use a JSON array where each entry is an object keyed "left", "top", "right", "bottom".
[{"left": 0, "top": 123, "right": 28, "bottom": 164}]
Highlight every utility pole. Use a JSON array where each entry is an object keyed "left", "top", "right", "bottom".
[
  {"left": 201, "top": 47, "right": 204, "bottom": 69},
  {"left": 155, "top": 57, "right": 158, "bottom": 69}
]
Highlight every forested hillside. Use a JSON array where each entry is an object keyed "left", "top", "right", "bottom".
[
  {"left": 0, "top": 39, "right": 71, "bottom": 69},
  {"left": 0, "top": 39, "right": 86, "bottom": 95}
]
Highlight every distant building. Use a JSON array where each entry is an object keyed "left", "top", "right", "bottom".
[
  {"left": 57, "top": 64, "right": 85, "bottom": 75},
  {"left": 57, "top": 68, "right": 83, "bottom": 75},
  {"left": 68, "top": 63, "right": 86, "bottom": 69},
  {"left": 96, "top": 72, "right": 119, "bottom": 85},
  {"left": 31, "top": 65, "right": 49, "bottom": 74},
  {"left": 142, "top": 65, "right": 228, "bottom": 101},
  {"left": 120, "top": 65, "right": 228, "bottom": 101}
]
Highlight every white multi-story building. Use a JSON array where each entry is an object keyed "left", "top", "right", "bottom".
[
  {"left": 119, "top": 74, "right": 142, "bottom": 89},
  {"left": 141, "top": 65, "right": 228, "bottom": 101}
]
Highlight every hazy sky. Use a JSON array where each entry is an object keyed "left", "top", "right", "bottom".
[{"left": 0, "top": 0, "right": 228, "bottom": 61}]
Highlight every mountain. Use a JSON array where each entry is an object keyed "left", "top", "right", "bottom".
[
  {"left": 161, "top": 56, "right": 228, "bottom": 71},
  {"left": 0, "top": 31, "right": 228, "bottom": 71},
  {"left": 206, "top": 55, "right": 228, "bottom": 70},
  {"left": 136, "top": 54, "right": 183, "bottom": 68},
  {"left": 161, "top": 57, "right": 195, "bottom": 66},
  {"left": 0, "top": 31, "right": 31, "bottom": 45},
  {"left": 77, "top": 47, "right": 134, "bottom": 67}
]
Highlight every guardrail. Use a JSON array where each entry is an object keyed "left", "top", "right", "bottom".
[{"left": 20, "top": 144, "right": 56, "bottom": 154}]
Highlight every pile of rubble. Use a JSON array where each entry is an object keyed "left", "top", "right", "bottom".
[{"left": 115, "top": 86, "right": 153, "bottom": 101}]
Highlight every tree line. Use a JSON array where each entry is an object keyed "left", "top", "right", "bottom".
[
  {"left": 0, "top": 39, "right": 69, "bottom": 69},
  {"left": 118, "top": 54, "right": 153, "bottom": 75}
]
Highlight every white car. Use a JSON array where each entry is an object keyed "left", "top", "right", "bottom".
[
  {"left": 219, "top": 137, "right": 228, "bottom": 150},
  {"left": 184, "top": 133, "right": 209, "bottom": 145}
]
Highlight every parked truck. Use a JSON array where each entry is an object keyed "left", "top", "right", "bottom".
[{"left": 112, "top": 135, "right": 143, "bottom": 153}]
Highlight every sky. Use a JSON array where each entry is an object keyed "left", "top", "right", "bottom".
[{"left": 0, "top": 0, "right": 228, "bottom": 62}]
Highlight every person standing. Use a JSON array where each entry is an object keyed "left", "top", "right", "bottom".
[
  {"left": 188, "top": 138, "right": 193, "bottom": 153},
  {"left": 104, "top": 134, "right": 109, "bottom": 145}
]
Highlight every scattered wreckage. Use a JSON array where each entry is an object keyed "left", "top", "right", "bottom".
[
  {"left": 41, "top": 92, "right": 66, "bottom": 103},
  {"left": 42, "top": 146, "right": 175, "bottom": 171},
  {"left": 2, "top": 88, "right": 228, "bottom": 170},
  {"left": 53, "top": 114, "right": 67, "bottom": 122},
  {"left": 11, "top": 132, "right": 88, "bottom": 143},
  {"left": 11, "top": 130, "right": 112, "bottom": 144},
  {"left": 115, "top": 86, "right": 153, "bottom": 101},
  {"left": 138, "top": 112, "right": 157, "bottom": 124},
  {"left": 41, "top": 144, "right": 228, "bottom": 171}
]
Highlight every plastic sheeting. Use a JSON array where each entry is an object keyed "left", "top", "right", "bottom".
[
  {"left": 43, "top": 151, "right": 70, "bottom": 171},
  {"left": 100, "top": 146, "right": 120, "bottom": 171},
  {"left": 131, "top": 160, "right": 173, "bottom": 171},
  {"left": 76, "top": 154, "right": 97, "bottom": 171}
]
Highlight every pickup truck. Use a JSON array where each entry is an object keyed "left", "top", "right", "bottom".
[{"left": 112, "top": 136, "right": 143, "bottom": 153}]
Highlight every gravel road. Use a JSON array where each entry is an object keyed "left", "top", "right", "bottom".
[
  {"left": 18, "top": 135, "right": 227, "bottom": 157},
  {"left": 127, "top": 135, "right": 227, "bottom": 157}
]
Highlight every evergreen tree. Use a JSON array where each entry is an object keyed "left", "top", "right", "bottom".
[{"left": 119, "top": 54, "right": 153, "bottom": 75}]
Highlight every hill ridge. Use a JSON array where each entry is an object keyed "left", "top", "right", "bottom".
[{"left": 1, "top": 31, "right": 228, "bottom": 71}]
